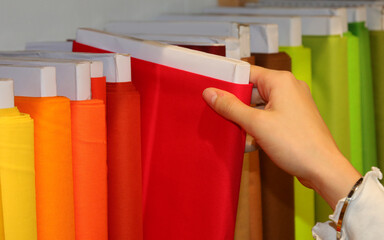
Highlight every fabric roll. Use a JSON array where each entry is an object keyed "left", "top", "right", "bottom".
[
  {"left": 348, "top": 22, "right": 377, "bottom": 173},
  {"left": 74, "top": 41, "right": 253, "bottom": 240},
  {"left": 177, "top": 44, "right": 226, "bottom": 57},
  {"left": 252, "top": 52, "right": 292, "bottom": 71},
  {"left": 241, "top": 56, "right": 256, "bottom": 65},
  {"left": 303, "top": 35, "right": 350, "bottom": 222},
  {"left": 344, "top": 32, "right": 363, "bottom": 174},
  {"left": 253, "top": 51, "right": 295, "bottom": 240},
  {"left": 0, "top": 107, "right": 37, "bottom": 240},
  {"left": 248, "top": 150, "right": 263, "bottom": 240},
  {"left": 234, "top": 150, "right": 263, "bottom": 240},
  {"left": 279, "top": 45, "right": 314, "bottom": 240},
  {"left": 91, "top": 76, "right": 107, "bottom": 103},
  {"left": 106, "top": 82, "right": 142, "bottom": 240},
  {"left": 370, "top": 30, "right": 384, "bottom": 175},
  {"left": 279, "top": 45, "right": 312, "bottom": 89},
  {"left": 235, "top": 152, "right": 251, "bottom": 240},
  {"left": 14, "top": 97, "right": 75, "bottom": 240},
  {"left": 71, "top": 99, "right": 107, "bottom": 240}
]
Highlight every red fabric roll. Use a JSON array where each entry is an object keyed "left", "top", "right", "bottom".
[
  {"left": 91, "top": 76, "right": 107, "bottom": 103},
  {"left": 106, "top": 82, "right": 143, "bottom": 240},
  {"left": 73, "top": 41, "right": 253, "bottom": 240},
  {"left": 71, "top": 99, "right": 108, "bottom": 240}
]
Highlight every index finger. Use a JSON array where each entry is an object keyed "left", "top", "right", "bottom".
[{"left": 249, "top": 65, "right": 281, "bottom": 87}]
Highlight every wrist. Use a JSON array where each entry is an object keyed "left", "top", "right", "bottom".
[{"left": 311, "top": 151, "right": 362, "bottom": 209}]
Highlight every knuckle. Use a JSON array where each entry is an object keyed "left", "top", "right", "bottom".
[
  {"left": 220, "top": 97, "right": 236, "bottom": 116},
  {"left": 279, "top": 71, "right": 295, "bottom": 80}
]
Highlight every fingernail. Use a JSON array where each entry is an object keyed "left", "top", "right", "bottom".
[{"left": 203, "top": 88, "right": 218, "bottom": 106}]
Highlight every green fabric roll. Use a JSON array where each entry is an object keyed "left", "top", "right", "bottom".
[
  {"left": 370, "top": 31, "right": 384, "bottom": 174},
  {"left": 279, "top": 45, "right": 314, "bottom": 240},
  {"left": 279, "top": 45, "right": 312, "bottom": 89},
  {"left": 303, "top": 35, "right": 350, "bottom": 222},
  {"left": 349, "top": 22, "right": 378, "bottom": 173},
  {"left": 344, "top": 31, "right": 364, "bottom": 174}
]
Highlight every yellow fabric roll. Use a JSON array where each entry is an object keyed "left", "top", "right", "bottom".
[{"left": 0, "top": 107, "right": 37, "bottom": 240}]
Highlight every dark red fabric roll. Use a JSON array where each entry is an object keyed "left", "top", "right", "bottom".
[
  {"left": 177, "top": 44, "right": 226, "bottom": 57},
  {"left": 91, "top": 76, "right": 107, "bottom": 103},
  {"left": 106, "top": 82, "right": 143, "bottom": 240},
  {"left": 73, "top": 40, "right": 253, "bottom": 240}
]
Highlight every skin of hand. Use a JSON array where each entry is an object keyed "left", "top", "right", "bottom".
[{"left": 202, "top": 65, "right": 361, "bottom": 209}]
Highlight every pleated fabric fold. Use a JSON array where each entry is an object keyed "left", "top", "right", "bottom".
[
  {"left": 253, "top": 52, "right": 295, "bottom": 240},
  {"left": 279, "top": 45, "right": 314, "bottom": 240},
  {"left": 349, "top": 22, "right": 377, "bottom": 173},
  {"left": 14, "top": 96, "right": 75, "bottom": 240},
  {"left": 71, "top": 99, "right": 108, "bottom": 240},
  {"left": 91, "top": 76, "right": 107, "bottom": 104},
  {"left": 106, "top": 82, "right": 143, "bottom": 240},
  {"left": 303, "top": 35, "right": 350, "bottom": 222},
  {"left": 370, "top": 30, "right": 384, "bottom": 176},
  {"left": 0, "top": 107, "right": 37, "bottom": 240}
]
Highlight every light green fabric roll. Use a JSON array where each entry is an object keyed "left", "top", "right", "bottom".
[
  {"left": 370, "top": 31, "right": 384, "bottom": 175},
  {"left": 303, "top": 35, "right": 350, "bottom": 222},
  {"left": 344, "top": 31, "right": 363, "bottom": 174},
  {"left": 279, "top": 45, "right": 314, "bottom": 240},
  {"left": 349, "top": 22, "right": 378, "bottom": 173},
  {"left": 279, "top": 45, "right": 312, "bottom": 89}
]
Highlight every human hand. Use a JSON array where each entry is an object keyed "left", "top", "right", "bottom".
[{"left": 202, "top": 65, "right": 361, "bottom": 209}]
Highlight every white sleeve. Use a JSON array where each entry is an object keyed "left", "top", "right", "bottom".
[{"left": 312, "top": 167, "right": 384, "bottom": 240}]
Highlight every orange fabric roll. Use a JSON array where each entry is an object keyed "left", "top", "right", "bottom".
[
  {"left": 91, "top": 76, "right": 107, "bottom": 103},
  {"left": 14, "top": 96, "right": 75, "bottom": 240},
  {"left": 248, "top": 150, "right": 263, "bottom": 240},
  {"left": 235, "top": 150, "right": 263, "bottom": 240},
  {"left": 71, "top": 99, "right": 107, "bottom": 240}
]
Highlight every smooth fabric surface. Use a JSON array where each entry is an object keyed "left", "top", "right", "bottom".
[
  {"left": 279, "top": 45, "right": 314, "bottom": 240},
  {"left": 91, "top": 76, "right": 107, "bottom": 103},
  {"left": 303, "top": 35, "right": 350, "bottom": 222},
  {"left": 106, "top": 82, "right": 143, "bottom": 240},
  {"left": 253, "top": 52, "right": 295, "bottom": 240},
  {"left": 14, "top": 97, "right": 75, "bottom": 240},
  {"left": 0, "top": 107, "right": 37, "bottom": 240},
  {"left": 73, "top": 41, "right": 253, "bottom": 240},
  {"left": 344, "top": 32, "right": 363, "bottom": 174},
  {"left": 349, "top": 22, "right": 377, "bottom": 173},
  {"left": 370, "top": 31, "right": 384, "bottom": 176},
  {"left": 71, "top": 100, "right": 107, "bottom": 240}
]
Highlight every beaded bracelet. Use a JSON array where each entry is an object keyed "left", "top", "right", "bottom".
[{"left": 336, "top": 177, "right": 364, "bottom": 239}]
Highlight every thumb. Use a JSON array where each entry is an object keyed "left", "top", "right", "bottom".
[{"left": 202, "top": 87, "right": 262, "bottom": 133}]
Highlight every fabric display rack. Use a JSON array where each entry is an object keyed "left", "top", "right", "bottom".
[{"left": 0, "top": 0, "right": 383, "bottom": 239}]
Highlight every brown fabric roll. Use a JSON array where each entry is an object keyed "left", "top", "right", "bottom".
[
  {"left": 253, "top": 52, "right": 295, "bottom": 240},
  {"left": 252, "top": 52, "right": 292, "bottom": 71},
  {"left": 241, "top": 56, "right": 256, "bottom": 65}
]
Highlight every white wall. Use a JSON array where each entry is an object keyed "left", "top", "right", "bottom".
[{"left": 0, "top": 0, "right": 216, "bottom": 50}]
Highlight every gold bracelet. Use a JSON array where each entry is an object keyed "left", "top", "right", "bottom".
[{"left": 336, "top": 177, "right": 364, "bottom": 239}]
